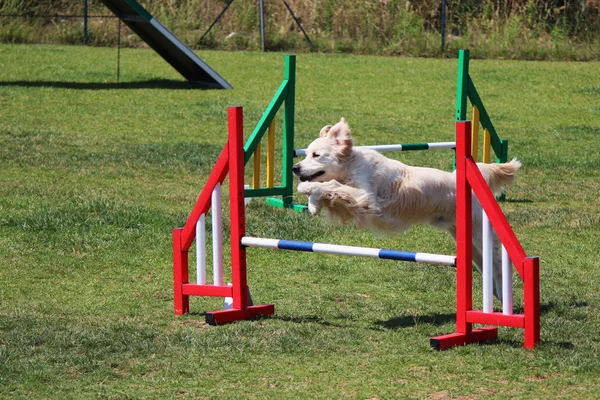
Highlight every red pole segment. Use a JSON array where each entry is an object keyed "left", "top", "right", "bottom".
[
  {"left": 431, "top": 121, "right": 498, "bottom": 350},
  {"left": 173, "top": 228, "right": 189, "bottom": 315},
  {"left": 228, "top": 106, "right": 249, "bottom": 310},
  {"left": 524, "top": 256, "right": 541, "bottom": 349},
  {"left": 456, "top": 120, "right": 473, "bottom": 335}
]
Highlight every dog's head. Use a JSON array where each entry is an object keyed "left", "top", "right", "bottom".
[{"left": 292, "top": 118, "right": 354, "bottom": 182}]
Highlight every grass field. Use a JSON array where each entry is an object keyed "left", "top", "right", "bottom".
[{"left": 1, "top": 44, "right": 599, "bottom": 399}]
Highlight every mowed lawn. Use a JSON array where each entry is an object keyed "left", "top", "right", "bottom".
[{"left": 0, "top": 44, "right": 599, "bottom": 399}]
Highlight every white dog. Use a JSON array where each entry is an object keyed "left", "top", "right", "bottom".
[{"left": 293, "top": 118, "right": 521, "bottom": 300}]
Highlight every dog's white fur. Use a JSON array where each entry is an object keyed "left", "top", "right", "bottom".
[{"left": 293, "top": 118, "right": 521, "bottom": 300}]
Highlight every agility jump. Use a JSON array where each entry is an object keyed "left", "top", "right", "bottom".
[
  {"left": 244, "top": 50, "right": 509, "bottom": 212},
  {"left": 172, "top": 105, "right": 540, "bottom": 350}
]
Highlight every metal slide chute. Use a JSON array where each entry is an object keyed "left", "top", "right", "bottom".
[{"left": 100, "top": 0, "right": 232, "bottom": 89}]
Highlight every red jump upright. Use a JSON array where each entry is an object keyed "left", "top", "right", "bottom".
[
  {"left": 430, "top": 121, "right": 540, "bottom": 350},
  {"left": 172, "top": 106, "right": 274, "bottom": 324},
  {"left": 172, "top": 112, "right": 539, "bottom": 349}
]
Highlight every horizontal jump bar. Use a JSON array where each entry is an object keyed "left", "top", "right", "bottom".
[
  {"left": 293, "top": 142, "right": 456, "bottom": 157},
  {"left": 241, "top": 237, "right": 456, "bottom": 266}
]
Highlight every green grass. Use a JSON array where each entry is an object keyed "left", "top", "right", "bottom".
[{"left": 1, "top": 44, "right": 600, "bottom": 398}]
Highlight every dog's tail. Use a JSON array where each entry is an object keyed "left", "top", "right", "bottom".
[{"left": 477, "top": 158, "right": 521, "bottom": 196}]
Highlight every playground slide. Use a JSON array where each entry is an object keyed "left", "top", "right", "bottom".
[{"left": 100, "top": 0, "right": 232, "bottom": 89}]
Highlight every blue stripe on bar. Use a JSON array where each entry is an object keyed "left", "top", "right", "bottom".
[
  {"left": 278, "top": 240, "right": 314, "bottom": 252},
  {"left": 378, "top": 249, "right": 417, "bottom": 262}
]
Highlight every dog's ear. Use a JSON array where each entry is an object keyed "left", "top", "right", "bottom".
[
  {"left": 319, "top": 125, "right": 332, "bottom": 138},
  {"left": 327, "top": 118, "right": 353, "bottom": 158}
]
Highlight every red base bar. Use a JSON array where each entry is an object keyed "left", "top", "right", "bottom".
[
  {"left": 466, "top": 311, "right": 525, "bottom": 328},
  {"left": 430, "top": 326, "right": 498, "bottom": 350},
  {"left": 182, "top": 284, "right": 233, "bottom": 297},
  {"left": 206, "top": 304, "right": 275, "bottom": 325}
]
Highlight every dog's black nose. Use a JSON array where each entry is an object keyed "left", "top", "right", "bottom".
[{"left": 292, "top": 164, "right": 300, "bottom": 175}]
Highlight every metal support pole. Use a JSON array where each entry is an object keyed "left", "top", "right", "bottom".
[
  {"left": 199, "top": 0, "right": 235, "bottom": 42},
  {"left": 440, "top": 0, "right": 447, "bottom": 52},
  {"left": 117, "top": 19, "right": 121, "bottom": 83},
  {"left": 84, "top": 0, "right": 89, "bottom": 44},
  {"left": 259, "top": 0, "right": 265, "bottom": 51},
  {"left": 282, "top": 0, "right": 314, "bottom": 48}
]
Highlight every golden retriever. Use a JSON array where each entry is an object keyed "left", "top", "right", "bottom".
[{"left": 293, "top": 118, "right": 521, "bottom": 300}]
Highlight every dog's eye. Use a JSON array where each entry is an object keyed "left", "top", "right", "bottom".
[{"left": 312, "top": 152, "right": 320, "bottom": 158}]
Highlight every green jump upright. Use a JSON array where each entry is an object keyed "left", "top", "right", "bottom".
[
  {"left": 455, "top": 49, "right": 508, "bottom": 165},
  {"left": 242, "top": 55, "right": 305, "bottom": 212}
]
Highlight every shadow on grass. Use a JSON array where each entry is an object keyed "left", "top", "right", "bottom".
[
  {"left": 514, "top": 300, "right": 588, "bottom": 315},
  {"left": 184, "top": 312, "right": 342, "bottom": 327},
  {"left": 374, "top": 301, "right": 585, "bottom": 330},
  {"left": 505, "top": 198, "right": 534, "bottom": 204},
  {"left": 374, "top": 313, "right": 457, "bottom": 330},
  {"left": 0, "top": 79, "right": 222, "bottom": 90},
  {"left": 270, "top": 314, "right": 347, "bottom": 328},
  {"left": 463, "top": 337, "right": 574, "bottom": 350}
]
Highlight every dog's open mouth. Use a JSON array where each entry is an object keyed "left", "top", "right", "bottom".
[{"left": 299, "top": 171, "right": 325, "bottom": 182}]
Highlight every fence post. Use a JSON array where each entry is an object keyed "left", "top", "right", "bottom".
[
  {"left": 440, "top": 0, "right": 447, "bottom": 53},
  {"left": 259, "top": 0, "right": 265, "bottom": 51},
  {"left": 83, "top": 0, "right": 89, "bottom": 44}
]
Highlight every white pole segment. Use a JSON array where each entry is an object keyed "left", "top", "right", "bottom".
[
  {"left": 502, "top": 245, "right": 513, "bottom": 315},
  {"left": 482, "top": 210, "right": 494, "bottom": 313},
  {"left": 356, "top": 144, "right": 406, "bottom": 152},
  {"left": 294, "top": 149, "right": 307, "bottom": 157},
  {"left": 196, "top": 214, "right": 206, "bottom": 284},
  {"left": 294, "top": 142, "right": 456, "bottom": 157},
  {"left": 241, "top": 236, "right": 280, "bottom": 249},
  {"left": 426, "top": 141, "right": 456, "bottom": 149},
  {"left": 414, "top": 253, "right": 457, "bottom": 266},
  {"left": 312, "top": 243, "right": 380, "bottom": 258},
  {"left": 212, "top": 183, "right": 223, "bottom": 286}
]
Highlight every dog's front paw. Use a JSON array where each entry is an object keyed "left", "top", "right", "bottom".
[
  {"left": 297, "top": 182, "right": 316, "bottom": 195},
  {"left": 307, "top": 195, "right": 322, "bottom": 215}
]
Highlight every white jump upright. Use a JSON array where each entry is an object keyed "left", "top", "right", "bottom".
[
  {"left": 194, "top": 185, "right": 224, "bottom": 286},
  {"left": 502, "top": 245, "right": 513, "bottom": 314},
  {"left": 482, "top": 210, "right": 494, "bottom": 313},
  {"left": 196, "top": 214, "right": 206, "bottom": 284},
  {"left": 211, "top": 183, "right": 223, "bottom": 286},
  {"left": 481, "top": 209, "right": 515, "bottom": 315}
]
